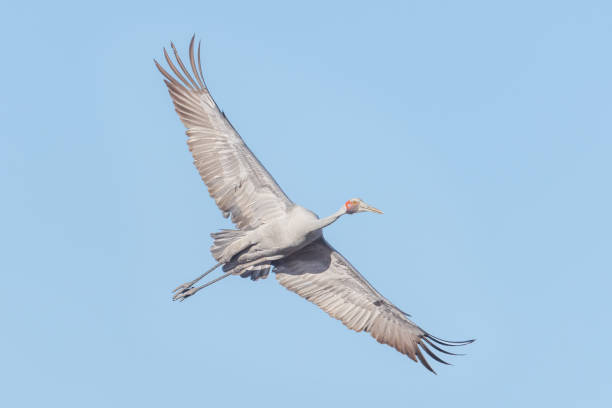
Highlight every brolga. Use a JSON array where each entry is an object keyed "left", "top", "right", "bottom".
[{"left": 155, "top": 36, "right": 473, "bottom": 373}]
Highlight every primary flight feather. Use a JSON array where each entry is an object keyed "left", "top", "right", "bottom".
[{"left": 155, "top": 36, "right": 473, "bottom": 373}]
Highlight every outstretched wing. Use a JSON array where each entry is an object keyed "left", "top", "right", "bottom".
[
  {"left": 155, "top": 37, "right": 293, "bottom": 230},
  {"left": 273, "top": 238, "right": 473, "bottom": 373}
]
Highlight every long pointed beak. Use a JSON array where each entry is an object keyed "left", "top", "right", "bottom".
[{"left": 364, "top": 204, "right": 384, "bottom": 214}]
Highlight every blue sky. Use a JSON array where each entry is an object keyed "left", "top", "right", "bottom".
[{"left": 2, "top": 1, "right": 611, "bottom": 406}]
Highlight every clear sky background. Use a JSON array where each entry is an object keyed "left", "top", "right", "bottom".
[{"left": 2, "top": 1, "right": 611, "bottom": 407}]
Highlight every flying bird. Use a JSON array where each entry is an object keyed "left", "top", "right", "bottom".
[{"left": 155, "top": 36, "right": 473, "bottom": 373}]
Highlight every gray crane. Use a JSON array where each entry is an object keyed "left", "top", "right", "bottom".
[{"left": 155, "top": 37, "right": 473, "bottom": 373}]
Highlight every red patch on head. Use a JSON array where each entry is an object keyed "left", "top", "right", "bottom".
[{"left": 345, "top": 200, "right": 352, "bottom": 211}]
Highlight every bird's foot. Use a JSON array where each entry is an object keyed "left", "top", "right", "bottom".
[
  {"left": 171, "top": 269, "right": 234, "bottom": 301},
  {"left": 172, "top": 282, "right": 192, "bottom": 293},
  {"left": 172, "top": 281, "right": 199, "bottom": 301},
  {"left": 172, "top": 285, "right": 202, "bottom": 301}
]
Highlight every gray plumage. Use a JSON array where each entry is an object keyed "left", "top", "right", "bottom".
[{"left": 155, "top": 36, "right": 473, "bottom": 373}]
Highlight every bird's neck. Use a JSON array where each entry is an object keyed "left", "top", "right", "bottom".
[{"left": 313, "top": 206, "right": 347, "bottom": 231}]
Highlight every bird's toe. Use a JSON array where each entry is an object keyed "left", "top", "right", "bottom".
[
  {"left": 172, "top": 283, "right": 192, "bottom": 293},
  {"left": 173, "top": 287, "right": 200, "bottom": 301}
]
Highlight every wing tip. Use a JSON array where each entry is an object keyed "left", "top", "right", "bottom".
[
  {"left": 412, "top": 332, "right": 474, "bottom": 373},
  {"left": 156, "top": 36, "right": 207, "bottom": 92},
  {"left": 426, "top": 332, "right": 476, "bottom": 346}
]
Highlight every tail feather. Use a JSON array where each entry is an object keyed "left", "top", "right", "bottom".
[
  {"left": 210, "top": 229, "right": 248, "bottom": 261},
  {"left": 211, "top": 229, "right": 269, "bottom": 280}
]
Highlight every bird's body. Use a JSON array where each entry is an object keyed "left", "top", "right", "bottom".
[
  {"left": 229, "top": 205, "right": 322, "bottom": 263},
  {"left": 211, "top": 205, "right": 324, "bottom": 278},
  {"left": 156, "top": 37, "right": 473, "bottom": 373}
]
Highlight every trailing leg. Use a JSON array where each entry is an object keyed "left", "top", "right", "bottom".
[
  {"left": 172, "top": 262, "right": 222, "bottom": 300},
  {"left": 173, "top": 270, "right": 234, "bottom": 301}
]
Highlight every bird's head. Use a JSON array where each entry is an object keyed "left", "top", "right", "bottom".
[{"left": 344, "top": 198, "right": 384, "bottom": 215}]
